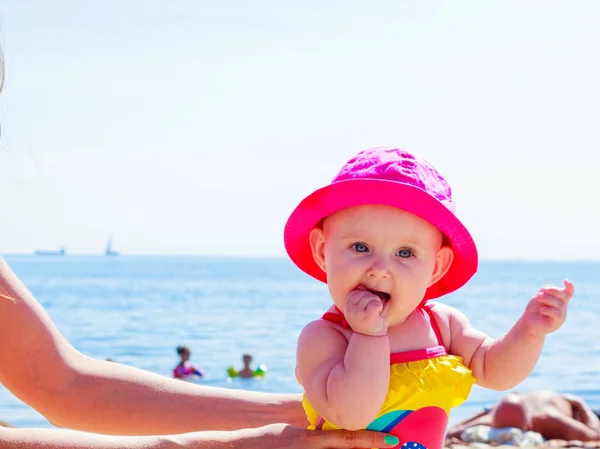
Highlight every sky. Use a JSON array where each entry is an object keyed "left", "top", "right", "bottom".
[{"left": 0, "top": 1, "right": 598, "bottom": 259}]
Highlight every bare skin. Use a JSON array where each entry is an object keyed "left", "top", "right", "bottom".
[
  {"left": 0, "top": 257, "right": 298, "bottom": 435},
  {"left": 447, "top": 391, "right": 600, "bottom": 442},
  {"left": 0, "top": 258, "right": 399, "bottom": 448},
  {"left": 0, "top": 424, "right": 401, "bottom": 449}
]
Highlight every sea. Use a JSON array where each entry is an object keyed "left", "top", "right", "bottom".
[{"left": 1, "top": 256, "right": 599, "bottom": 430}]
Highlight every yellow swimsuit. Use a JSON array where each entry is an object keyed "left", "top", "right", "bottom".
[{"left": 303, "top": 303, "right": 475, "bottom": 449}]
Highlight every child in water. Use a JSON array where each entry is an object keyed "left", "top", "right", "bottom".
[
  {"left": 173, "top": 345, "right": 204, "bottom": 379},
  {"left": 285, "top": 147, "right": 574, "bottom": 448},
  {"left": 238, "top": 353, "right": 256, "bottom": 379}
]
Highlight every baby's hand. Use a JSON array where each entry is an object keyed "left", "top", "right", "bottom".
[
  {"left": 520, "top": 279, "right": 574, "bottom": 338},
  {"left": 344, "top": 287, "right": 388, "bottom": 336}
]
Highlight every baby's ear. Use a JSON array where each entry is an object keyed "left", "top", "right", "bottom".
[
  {"left": 429, "top": 245, "right": 453, "bottom": 287},
  {"left": 309, "top": 227, "right": 327, "bottom": 272}
]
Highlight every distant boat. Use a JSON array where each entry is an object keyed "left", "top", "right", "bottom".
[
  {"left": 35, "top": 246, "right": 66, "bottom": 256},
  {"left": 105, "top": 238, "right": 119, "bottom": 257}
]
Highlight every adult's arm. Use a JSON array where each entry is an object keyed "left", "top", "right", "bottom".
[
  {"left": 564, "top": 394, "right": 600, "bottom": 432},
  {"left": 0, "top": 423, "right": 401, "bottom": 449},
  {"left": 0, "top": 258, "right": 304, "bottom": 435},
  {"left": 0, "top": 426, "right": 180, "bottom": 449},
  {"left": 535, "top": 413, "right": 600, "bottom": 442}
]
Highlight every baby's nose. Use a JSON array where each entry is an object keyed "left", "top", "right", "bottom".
[{"left": 367, "top": 259, "right": 391, "bottom": 279}]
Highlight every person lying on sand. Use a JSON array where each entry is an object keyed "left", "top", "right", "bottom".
[{"left": 447, "top": 390, "right": 600, "bottom": 442}]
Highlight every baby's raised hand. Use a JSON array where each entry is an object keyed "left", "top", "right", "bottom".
[
  {"left": 520, "top": 279, "right": 574, "bottom": 338},
  {"left": 344, "top": 287, "right": 388, "bottom": 336}
]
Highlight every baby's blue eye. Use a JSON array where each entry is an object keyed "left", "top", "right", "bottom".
[
  {"left": 397, "top": 249, "right": 413, "bottom": 258},
  {"left": 351, "top": 243, "right": 369, "bottom": 253}
]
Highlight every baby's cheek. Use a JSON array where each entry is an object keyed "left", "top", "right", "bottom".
[{"left": 327, "top": 285, "right": 347, "bottom": 309}]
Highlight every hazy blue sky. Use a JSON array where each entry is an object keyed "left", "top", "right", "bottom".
[{"left": 1, "top": 1, "right": 598, "bottom": 259}]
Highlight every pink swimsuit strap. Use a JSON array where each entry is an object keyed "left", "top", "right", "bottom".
[{"left": 321, "top": 302, "right": 447, "bottom": 364}]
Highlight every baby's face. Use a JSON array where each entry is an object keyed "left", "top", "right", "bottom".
[{"left": 317, "top": 205, "right": 447, "bottom": 327}]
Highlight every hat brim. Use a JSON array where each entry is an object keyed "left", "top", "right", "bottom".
[{"left": 284, "top": 179, "right": 478, "bottom": 300}]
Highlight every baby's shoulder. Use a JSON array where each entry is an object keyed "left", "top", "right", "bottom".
[
  {"left": 427, "top": 301, "right": 473, "bottom": 325},
  {"left": 423, "top": 301, "right": 467, "bottom": 346},
  {"left": 300, "top": 317, "right": 336, "bottom": 333},
  {"left": 298, "top": 316, "right": 349, "bottom": 345},
  {"left": 296, "top": 318, "right": 350, "bottom": 368},
  {"left": 424, "top": 301, "right": 461, "bottom": 322}
]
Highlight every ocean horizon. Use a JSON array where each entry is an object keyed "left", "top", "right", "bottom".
[{"left": 5, "top": 252, "right": 600, "bottom": 261}]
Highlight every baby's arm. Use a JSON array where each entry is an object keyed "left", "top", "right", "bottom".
[
  {"left": 296, "top": 320, "right": 390, "bottom": 430},
  {"left": 444, "top": 280, "right": 574, "bottom": 390},
  {"left": 446, "top": 307, "right": 542, "bottom": 390}
]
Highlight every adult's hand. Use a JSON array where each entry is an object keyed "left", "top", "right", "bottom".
[{"left": 187, "top": 423, "right": 400, "bottom": 449}]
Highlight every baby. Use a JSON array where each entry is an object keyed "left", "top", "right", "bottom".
[{"left": 285, "top": 147, "right": 573, "bottom": 448}]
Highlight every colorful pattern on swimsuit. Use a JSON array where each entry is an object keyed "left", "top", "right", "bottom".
[{"left": 302, "top": 303, "right": 476, "bottom": 449}]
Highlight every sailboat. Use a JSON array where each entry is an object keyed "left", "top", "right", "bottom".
[{"left": 105, "top": 238, "right": 120, "bottom": 257}]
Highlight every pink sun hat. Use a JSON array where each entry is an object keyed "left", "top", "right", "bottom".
[{"left": 283, "top": 146, "right": 478, "bottom": 300}]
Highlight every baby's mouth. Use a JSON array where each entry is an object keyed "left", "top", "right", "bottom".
[{"left": 367, "top": 289, "right": 391, "bottom": 303}]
